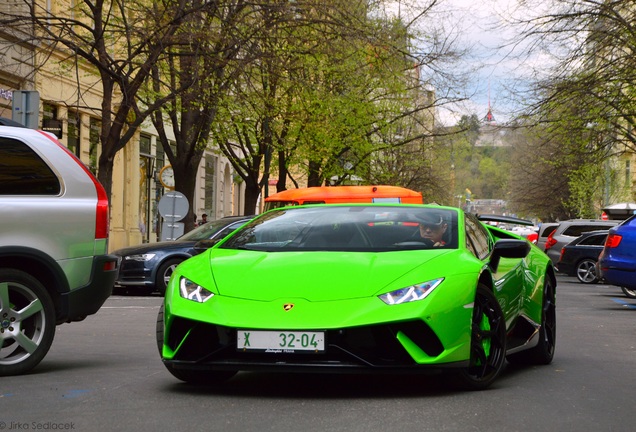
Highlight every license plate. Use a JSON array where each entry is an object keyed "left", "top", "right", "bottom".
[{"left": 237, "top": 330, "right": 325, "bottom": 353}]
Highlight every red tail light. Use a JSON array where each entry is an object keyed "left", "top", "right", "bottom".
[
  {"left": 43, "top": 131, "right": 110, "bottom": 239},
  {"left": 605, "top": 233, "right": 622, "bottom": 248},
  {"left": 93, "top": 180, "right": 110, "bottom": 239},
  {"left": 544, "top": 233, "right": 557, "bottom": 250},
  {"left": 558, "top": 248, "right": 565, "bottom": 262}
]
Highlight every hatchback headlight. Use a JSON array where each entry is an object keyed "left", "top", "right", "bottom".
[
  {"left": 378, "top": 278, "right": 444, "bottom": 305},
  {"left": 179, "top": 277, "right": 215, "bottom": 303}
]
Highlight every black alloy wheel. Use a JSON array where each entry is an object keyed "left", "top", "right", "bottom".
[{"left": 455, "top": 284, "right": 507, "bottom": 390}]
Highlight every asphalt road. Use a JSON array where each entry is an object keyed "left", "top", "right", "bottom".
[{"left": 1, "top": 275, "right": 635, "bottom": 432}]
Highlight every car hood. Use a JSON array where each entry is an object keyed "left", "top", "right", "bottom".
[
  {"left": 208, "top": 249, "right": 457, "bottom": 302},
  {"left": 113, "top": 240, "right": 195, "bottom": 256}
]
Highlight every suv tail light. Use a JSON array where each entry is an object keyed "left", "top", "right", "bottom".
[
  {"left": 92, "top": 179, "right": 110, "bottom": 239},
  {"left": 42, "top": 131, "right": 110, "bottom": 239},
  {"left": 604, "top": 233, "right": 622, "bottom": 248},
  {"left": 558, "top": 247, "right": 565, "bottom": 262},
  {"left": 544, "top": 232, "right": 557, "bottom": 250}
]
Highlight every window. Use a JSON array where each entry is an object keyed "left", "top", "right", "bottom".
[
  {"left": 89, "top": 117, "right": 101, "bottom": 174},
  {"left": 0, "top": 137, "right": 60, "bottom": 195},
  {"left": 43, "top": 103, "right": 56, "bottom": 121},
  {"left": 579, "top": 234, "right": 607, "bottom": 246},
  {"left": 562, "top": 225, "right": 614, "bottom": 237},
  {"left": 139, "top": 134, "right": 151, "bottom": 156},
  {"left": 204, "top": 154, "right": 217, "bottom": 212},
  {"left": 465, "top": 213, "right": 491, "bottom": 259},
  {"left": 67, "top": 111, "right": 80, "bottom": 157},
  {"left": 156, "top": 140, "right": 165, "bottom": 171}
]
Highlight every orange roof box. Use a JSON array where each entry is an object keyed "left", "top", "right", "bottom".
[{"left": 264, "top": 185, "right": 423, "bottom": 211}]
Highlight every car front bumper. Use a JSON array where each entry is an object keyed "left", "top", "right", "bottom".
[{"left": 161, "top": 317, "right": 470, "bottom": 374}]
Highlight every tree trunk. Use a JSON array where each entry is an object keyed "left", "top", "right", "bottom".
[{"left": 243, "top": 180, "right": 261, "bottom": 215}]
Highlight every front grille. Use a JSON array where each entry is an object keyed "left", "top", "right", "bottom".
[{"left": 167, "top": 318, "right": 445, "bottom": 370}]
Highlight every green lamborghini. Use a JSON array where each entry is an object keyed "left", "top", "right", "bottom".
[{"left": 157, "top": 204, "right": 556, "bottom": 390}]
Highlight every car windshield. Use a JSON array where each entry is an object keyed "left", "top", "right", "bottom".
[
  {"left": 220, "top": 205, "right": 458, "bottom": 252},
  {"left": 178, "top": 219, "right": 242, "bottom": 241}
]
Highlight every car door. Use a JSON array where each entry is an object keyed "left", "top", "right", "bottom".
[{"left": 465, "top": 214, "right": 525, "bottom": 321}]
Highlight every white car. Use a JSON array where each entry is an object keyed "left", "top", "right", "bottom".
[{"left": 0, "top": 122, "right": 118, "bottom": 375}]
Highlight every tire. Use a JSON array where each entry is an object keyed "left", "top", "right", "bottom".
[
  {"left": 507, "top": 276, "right": 556, "bottom": 365},
  {"left": 156, "top": 303, "right": 237, "bottom": 385},
  {"left": 0, "top": 269, "right": 56, "bottom": 376},
  {"left": 576, "top": 259, "right": 599, "bottom": 284},
  {"left": 155, "top": 258, "right": 183, "bottom": 296},
  {"left": 455, "top": 284, "right": 507, "bottom": 390},
  {"left": 156, "top": 303, "right": 165, "bottom": 354},
  {"left": 621, "top": 286, "right": 636, "bottom": 299}
]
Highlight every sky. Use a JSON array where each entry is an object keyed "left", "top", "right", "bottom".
[
  {"left": 391, "top": 0, "right": 542, "bottom": 126},
  {"left": 435, "top": 0, "right": 522, "bottom": 126}
]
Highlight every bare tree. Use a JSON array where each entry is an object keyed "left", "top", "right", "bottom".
[
  {"left": 146, "top": 0, "right": 259, "bottom": 230},
  {"left": 211, "top": 0, "right": 472, "bottom": 214},
  {"left": 0, "top": 0, "right": 211, "bottom": 200},
  {"left": 496, "top": 0, "right": 636, "bottom": 216}
]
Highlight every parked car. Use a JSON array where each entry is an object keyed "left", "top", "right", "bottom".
[
  {"left": 158, "top": 204, "right": 556, "bottom": 390},
  {"left": 510, "top": 225, "right": 539, "bottom": 244},
  {"left": 0, "top": 124, "right": 118, "bottom": 376},
  {"left": 536, "top": 223, "right": 559, "bottom": 251},
  {"left": 113, "top": 215, "right": 251, "bottom": 295},
  {"left": 598, "top": 215, "right": 636, "bottom": 298},
  {"left": 473, "top": 215, "right": 538, "bottom": 244},
  {"left": 556, "top": 230, "right": 607, "bottom": 284},
  {"left": 543, "top": 220, "right": 618, "bottom": 265}
]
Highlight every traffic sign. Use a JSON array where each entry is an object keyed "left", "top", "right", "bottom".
[{"left": 158, "top": 191, "right": 189, "bottom": 223}]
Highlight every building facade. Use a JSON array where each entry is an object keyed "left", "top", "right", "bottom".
[{"left": 0, "top": 5, "right": 245, "bottom": 252}]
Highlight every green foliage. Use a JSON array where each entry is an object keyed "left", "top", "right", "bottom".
[{"left": 565, "top": 163, "right": 605, "bottom": 219}]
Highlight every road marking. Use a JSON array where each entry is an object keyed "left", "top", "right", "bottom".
[{"left": 611, "top": 298, "right": 636, "bottom": 309}]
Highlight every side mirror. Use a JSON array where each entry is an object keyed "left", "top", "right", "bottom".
[
  {"left": 489, "top": 239, "right": 530, "bottom": 272},
  {"left": 193, "top": 239, "right": 220, "bottom": 255}
]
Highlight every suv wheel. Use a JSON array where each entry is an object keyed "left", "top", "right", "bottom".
[{"left": 0, "top": 269, "right": 56, "bottom": 376}]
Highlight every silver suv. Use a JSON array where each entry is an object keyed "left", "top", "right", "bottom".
[
  {"left": 543, "top": 219, "right": 618, "bottom": 265},
  {"left": 0, "top": 123, "right": 118, "bottom": 375}
]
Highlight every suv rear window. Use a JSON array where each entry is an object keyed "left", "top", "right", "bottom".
[
  {"left": 579, "top": 234, "right": 607, "bottom": 246},
  {"left": 540, "top": 225, "right": 557, "bottom": 238},
  {"left": 562, "top": 225, "right": 613, "bottom": 237},
  {"left": 0, "top": 137, "right": 61, "bottom": 195}
]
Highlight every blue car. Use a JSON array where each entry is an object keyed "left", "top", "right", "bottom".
[
  {"left": 598, "top": 215, "right": 636, "bottom": 298},
  {"left": 113, "top": 215, "right": 251, "bottom": 295}
]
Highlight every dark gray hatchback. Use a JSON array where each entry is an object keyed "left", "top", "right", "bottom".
[
  {"left": 112, "top": 215, "right": 251, "bottom": 295},
  {"left": 556, "top": 230, "right": 608, "bottom": 283}
]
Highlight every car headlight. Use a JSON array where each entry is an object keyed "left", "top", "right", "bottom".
[
  {"left": 179, "top": 277, "right": 215, "bottom": 303},
  {"left": 378, "top": 278, "right": 444, "bottom": 305},
  {"left": 125, "top": 253, "right": 156, "bottom": 261}
]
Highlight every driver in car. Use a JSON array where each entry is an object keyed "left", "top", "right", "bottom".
[{"left": 417, "top": 212, "right": 448, "bottom": 247}]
